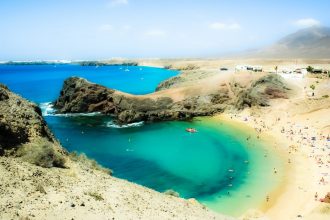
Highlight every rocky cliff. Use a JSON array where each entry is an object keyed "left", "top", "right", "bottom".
[
  {"left": 54, "top": 74, "right": 290, "bottom": 124},
  {"left": 54, "top": 77, "right": 230, "bottom": 124},
  {"left": 0, "top": 84, "right": 60, "bottom": 156}
]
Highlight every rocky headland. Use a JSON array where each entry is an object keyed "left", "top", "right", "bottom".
[{"left": 54, "top": 73, "right": 290, "bottom": 124}]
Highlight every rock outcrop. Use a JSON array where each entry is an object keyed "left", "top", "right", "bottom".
[
  {"left": 54, "top": 74, "right": 290, "bottom": 124},
  {"left": 54, "top": 77, "right": 230, "bottom": 124},
  {"left": 0, "top": 84, "right": 59, "bottom": 155},
  {"left": 233, "top": 74, "right": 290, "bottom": 109}
]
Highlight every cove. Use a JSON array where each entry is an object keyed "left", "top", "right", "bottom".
[
  {"left": 46, "top": 115, "right": 284, "bottom": 216},
  {"left": 0, "top": 64, "right": 284, "bottom": 216}
]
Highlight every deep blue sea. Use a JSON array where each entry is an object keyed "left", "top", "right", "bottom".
[
  {"left": 0, "top": 64, "right": 178, "bottom": 103},
  {"left": 0, "top": 64, "right": 284, "bottom": 216}
]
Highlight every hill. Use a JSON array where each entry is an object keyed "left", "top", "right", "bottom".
[{"left": 245, "top": 26, "right": 330, "bottom": 59}]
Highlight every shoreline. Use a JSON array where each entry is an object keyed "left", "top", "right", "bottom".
[
  {"left": 216, "top": 103, "right": 329, "bottom": 219},
  {"left": 204, "top": 115, "right": 289, "bottom": 217}
]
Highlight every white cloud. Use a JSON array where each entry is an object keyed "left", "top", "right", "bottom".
[
  {"left": 99, "top": 24, "right": 114, "bottom": 31},
  {"left": 209, "top": 22, "right": 241, "bottom": 30},
  {"left": 145, "top": 29, "right": 166, "bottom": 37},
  {"left": 294, "top": 18, "right": 320, "bottom": 27},
  {"left": 108, "top": 0, "right": 128, "bottom": 7}
]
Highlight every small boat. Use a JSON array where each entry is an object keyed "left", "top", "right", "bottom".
[{"left": 186, "top": 128, "right": 197, "bottom": 133}]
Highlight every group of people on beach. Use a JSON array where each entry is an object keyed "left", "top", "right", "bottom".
[{"left": 230, "top": 111, "right": 330, "bottom": 205}]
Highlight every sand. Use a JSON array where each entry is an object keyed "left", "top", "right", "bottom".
[
  {"left": 0, "top": 156, "right": 234, "bottom": 220},
  {"left": 211, "top": 74, "right": 330, "bottom": 219}
]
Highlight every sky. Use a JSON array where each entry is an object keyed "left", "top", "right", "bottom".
[{"left": 0, "top": 0, "right": 330, "bottom": 60}]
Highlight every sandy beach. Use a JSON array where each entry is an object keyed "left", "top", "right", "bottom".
[{"left": 213, "top": 82, "right": 330, "bottom": 220}]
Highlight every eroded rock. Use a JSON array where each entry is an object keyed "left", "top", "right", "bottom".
[
  {"left": 54, "top": 74, "right": 290, "bottom": 124},
  {"left": 0, "top": 84, "right": 59, "bottom": 156}
]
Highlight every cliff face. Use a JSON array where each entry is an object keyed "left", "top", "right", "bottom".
[
  {"left": 0, "top": 84, "right": 58, "bottom": 155},
  {"left": 54, "top": 74, "right": 290, "bottom": 124},
  {"left": 54, "top": 77, "right": 230, "bottom": 123}
]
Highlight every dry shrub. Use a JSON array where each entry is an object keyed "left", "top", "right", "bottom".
[
  {"left": 69, "top": 151, "right": 113, "bottom": 175},
  {"left": 16, "top": 138, "right": 66, "bottom": 168},
  {"left": 163, "top": 189, "right": 180, "bottom": 197},
  {"left": 86, "top": 191, "right": 104, "bottom": 201}
]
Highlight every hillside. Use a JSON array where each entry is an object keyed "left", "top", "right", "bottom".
[{"left": 245, "top": 26, "right": 330, "bottom": 59}]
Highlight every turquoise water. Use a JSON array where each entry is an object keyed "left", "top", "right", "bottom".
[
  {"left": 0, "top": 65, "right": 284, "bottom": 216},
  {"left": 47, "top": 116, "right": 249, "bottom": 198}
]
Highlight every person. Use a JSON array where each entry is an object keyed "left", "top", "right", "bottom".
[
  {"left": 266, "top": 195, "right": 270, "bottom": 202},
  {"left": 315, "top": 192, "right": 318, "bottom": 201}
]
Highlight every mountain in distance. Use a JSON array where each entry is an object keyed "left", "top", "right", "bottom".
[{"left": 243, "top": 26, "right": 330, "bottom": 59}]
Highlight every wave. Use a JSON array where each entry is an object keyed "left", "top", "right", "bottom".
[
  {"left": 106, "top": 121, "right": 144, "bottom": 129},
  {"left": 55, "top": 112, "right": 102, "bottom": 117},
  {"left": 39, "top": 102, "right": 56, "bottom": 116},
  {"left": 39, "top": 102, "right": 101, "bottom": 117}
]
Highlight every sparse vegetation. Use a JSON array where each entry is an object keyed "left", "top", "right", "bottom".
[
  {"left": 322, "top": 95, "right": 329, "bottom": 98},
  {"left": 310, "top": 84, "right": 316, "bottom": 90},
  {"left": 69, "top": 152, "right": 113, "bottom": 175},
  {"left": 177, "top": 64, "right": 200, "bottom": 71},
  {"left": 319, "top": 204, "right": 330, "bottom": 214},
  {"left": 86, "top": 192, "right": 104, "bottom": 201},
  {"left": 306, "top": 66, "right": 314, "bottom": 73},
  {"left": 163, "top": 189, "right": 180, "bottom": 197},
  {"left": 16, "top": 138, "right": 66, "bottom": 168}
]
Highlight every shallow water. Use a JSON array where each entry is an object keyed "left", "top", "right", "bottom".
[{"left": 0, "top": 64, "right": 284, "bottom": 216}]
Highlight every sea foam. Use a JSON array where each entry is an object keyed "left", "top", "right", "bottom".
[
  {"left": 39, "top": 102, "right": 101, "bottom": 117},
  {"left": 106, "top": 121, "right": 144, "bottom": 129}
]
